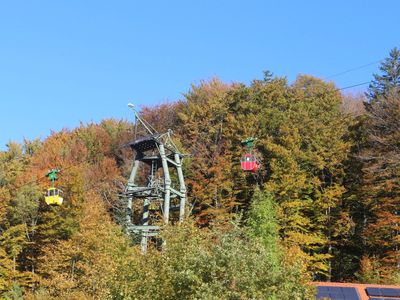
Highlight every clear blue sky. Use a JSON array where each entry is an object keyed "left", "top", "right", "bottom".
[{"left": 0, "top": 0, "right": 399, "bottom": 149}]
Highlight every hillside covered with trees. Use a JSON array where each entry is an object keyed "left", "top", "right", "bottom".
[{"left": 0, "top": 48, "right": 399, "bottom": 299}]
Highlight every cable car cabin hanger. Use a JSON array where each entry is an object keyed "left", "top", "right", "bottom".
[
  {"left": 240, "top": 137, "right": 261, "bottom": 173},
  {"left": 44, "top": 169, "right": 63, "bottom": 206}
]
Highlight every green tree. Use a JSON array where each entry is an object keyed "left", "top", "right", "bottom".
[
  {"left": 247, "top": 190, "right": 280, "bottom": 267},
  {"left": 112, "top": 221, "right": 313, "bottom": 300},
  {"left": 367, "top": 47, "right": 400, "bottom": 101},
  {"left": 3, "top": 282, "right": 24, "bottom": 300},
  {"left": 0, "top": 247, "right": 14, "bottom": 293}
]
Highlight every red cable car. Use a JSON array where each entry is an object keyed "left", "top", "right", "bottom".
[{"left": 240, "top": 153, "right": 260, "bottom": 173}]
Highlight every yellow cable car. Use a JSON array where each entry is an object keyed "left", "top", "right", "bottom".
[{"left": 45, "top": 187, "right": 63, "bottom": 206}]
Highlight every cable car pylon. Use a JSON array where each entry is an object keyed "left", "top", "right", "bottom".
[{"left": 123, "top": 103, "right": 187, "bottom": 253}]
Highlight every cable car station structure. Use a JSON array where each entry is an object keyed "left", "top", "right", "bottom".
[{"left": 123, "top": 103, "right": 187, "bottom": 251}]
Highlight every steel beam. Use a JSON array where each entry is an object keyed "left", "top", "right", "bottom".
[{"left": 159, "top": 144, "right": 171, "bottom": 224}]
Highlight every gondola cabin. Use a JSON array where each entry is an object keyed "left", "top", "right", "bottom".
[
  {"left": 45, "top": 187, "right": 63, "bottom": 206},
  {"left": 240, "top": 153, "right": 260, "bottom": 173}
]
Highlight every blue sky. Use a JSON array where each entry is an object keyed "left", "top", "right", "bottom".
[{"left": 0, "top": 0, "right": 399, "bottom": 149}]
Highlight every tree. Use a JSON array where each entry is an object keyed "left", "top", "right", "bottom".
[
  {"left": 341, "top": 92, "right": 366, "bottom": 116},
  {"left": 0, "top": 72, "right": 359, "bottom": 294},
  {"left": 176, "top": 78, "right": 237, "bottom": 226},
  {"left": 112, "top": 220, "right": 313, "bottom": 300},
  {"left": 0, "top": 247, "right": 14, "bottom": 293},
  {"left": 247, "top": 190, "right": 280, "bottom": 267},
  {"left": 36, "top": 193, "right": 133, "bottom": 299},
  {"left": 335, "top": 48, "right": 400, "bottom": 281},
  {"left": 358, "top": 89, "right": 400, "bottom": 282},
  {"left": 0, "top": 142, "right": 40, "bottom": 294},
  {"left": 246, "top": 190, "right": 313, "bottom": 295},
  {"left": 367, "top": 47, "right": 400, "bottom": 101},
  {"left": 175, "top": 74, "right": 352, "bottom": 277},
  {"left": 256, "top": 75, "right": 351, "bottom": 277}
]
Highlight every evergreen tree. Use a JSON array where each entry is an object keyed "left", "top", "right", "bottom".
[{"left": 367, "top": 47, "right": 400, "bottom": 101}]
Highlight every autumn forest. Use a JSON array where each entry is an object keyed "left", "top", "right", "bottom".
[{"left": 1, "top": 48, "right": 400, "bottom": 299}]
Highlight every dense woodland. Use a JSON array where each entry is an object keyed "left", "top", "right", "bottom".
[{"left": 1, "top": 48, "right": 399, "bottom": 299}]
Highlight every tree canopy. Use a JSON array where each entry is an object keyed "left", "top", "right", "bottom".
[{"left": 1, "top": 48, "right": 400, "bottom": 298}]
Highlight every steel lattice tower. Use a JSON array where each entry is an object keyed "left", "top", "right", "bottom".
[{"left": 123, "top": 103, "right": 187, "bottom": 252}]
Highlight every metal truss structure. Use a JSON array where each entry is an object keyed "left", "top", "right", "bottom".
[{"left": 122, "top": 103, "right": 187, "bottom": 252}]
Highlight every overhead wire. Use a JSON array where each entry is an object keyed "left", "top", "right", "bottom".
[
  {"left": 321, "top": 57, "right": 383, "bottom": 92},
  {"left": 13, "top": 158, "right": 91, "bottom": 191},
  {"left": 324, "top": 60, "right": 381, "bottom": 80},
  {"left": 337, "top": 81, "right": 371, "bottom": 91}
]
